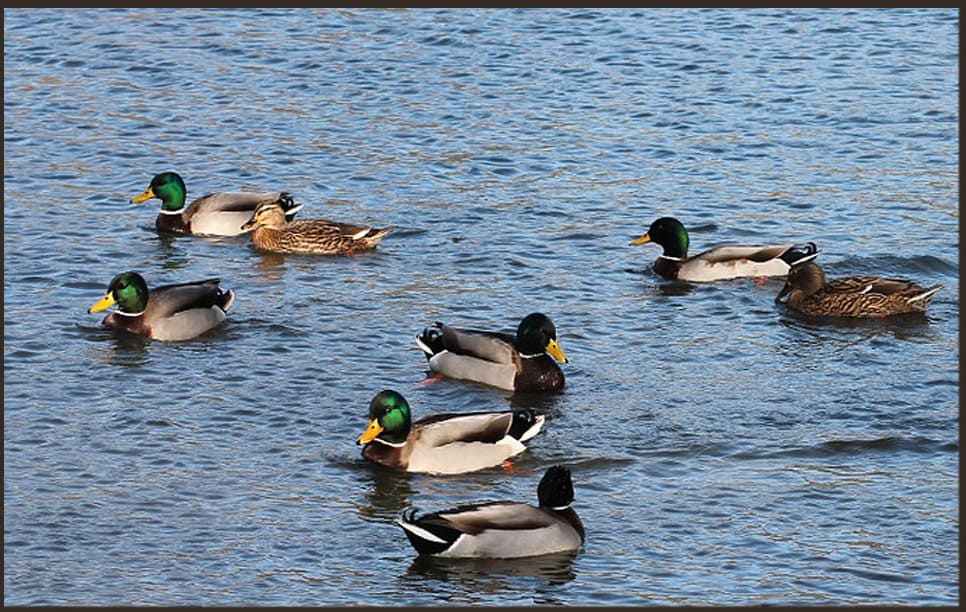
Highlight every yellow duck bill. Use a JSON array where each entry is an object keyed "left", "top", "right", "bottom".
[
  {"left": 87, "top": 293, "right": 116, "bottom": 314},
  {"left": 546, "top": 339, "right": 569, "bottom": 363},
  {"left": 629, "top": 232, "right": 651, "bottom": 246},
  {"left": 357, "top": 419, "right": 384, "bottom": 445},
  {"left": 131, "top": 187, "right": 155, "bottom": 204}
]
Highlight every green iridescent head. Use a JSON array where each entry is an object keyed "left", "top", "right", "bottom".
[
  {"left": 88, "top": 271, "right": 149, "bottom": 315},
  {"left": 131, "top": 172, "right": 188, "bottom": 212},
  {"left": 357, "top": 390, "right": 412, "bottom": 445},
  {"left": 630, "top": 216, "right": 690, "bottom": 259},
  {"left": 516, "top": 313, "right": 569, "bottom": 363}
]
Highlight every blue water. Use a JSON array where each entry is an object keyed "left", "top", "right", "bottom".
[{"left": 3, "top": 8, "right": 958, "bottom": 606}]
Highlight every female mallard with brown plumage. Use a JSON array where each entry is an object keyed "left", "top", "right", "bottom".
[
  {"left": 397, "top": 465, "right": 584, "bottom": 558},
  {"left": 776, "top": 262, "right": 942, "bottom": 318},
  {"left": 87, "top": 271, "right": 234, "bottom": 341},
  {"left": 630, "top": 216, "right": 819, "bottom": 282},
  {"left": 356, "top": 390, "right": 545, "bottom": 475},
  {"left": 131, "top": 171, "right": 303, "bottom": 236},
  {"left": 240, "top": 202, "right": 390, "bottom": 255}
]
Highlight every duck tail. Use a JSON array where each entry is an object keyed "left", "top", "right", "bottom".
[
  {"left": 508, "top": 409, "right": 545, "bottom": 442},
  {"left": 781, "top": 242, "right": 820, "bottom": 267},
  {"left": 218, "top": 288, "right": 236, "bottom": 313},
  {"left": 906, "top": 284, "right": 942, "bottom": 305},
  {"left": 277, "top": 193, "right": 303, "bottom": 220},
  {"left": 416, "top": 323, "right": 445, "bottom": 359},
  {"left": 362, "top": 226, "right": 391, "bottom": 249},
  {"left": 396, "top": 507, "right": 459, "bottom": 555}
]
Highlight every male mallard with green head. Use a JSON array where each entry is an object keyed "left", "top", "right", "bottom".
[
  {"left": 131, "top": 171, "right": 303, "bottom": 236},
  {"left": 357, "top": 390, "right": 545, "bottom": 475},
  {"left": 240, "top": 202, "right": 391, "bottom": 255},
  {"left": 776, "top": 262, "right": 942, "bottom": 318},
  {"left": 416, "top": 313, "right": 569, "bottom": 393},
  {"left": 397, "top": 465, "right": 585, "bottom": 558},
  {"left": 630, "top": 216, "right": 819, "bottom": 282},
  {"left": 88, "top": 271, "right": 234, "bottom": 341}
]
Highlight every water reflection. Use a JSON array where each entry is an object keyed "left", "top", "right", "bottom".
[
  {"left": 356, "top": 464, "right": 415, "bottom": 522},
  {"left": 251, "top": 251, "right": 288, "bottom": 284},
  {"left": 77, "top": 322, "right": 153, "bottom": 367},
  {"left": 507, "top": 390, "right": 567, "bottom": 416},
  {"left": 656, "top": 280, "right": 698, "bottom": 298},
  {"left": 776, "top": 309, "right": 936, "bottom": 342},
  {"left": 404, "top": 550, "right": 578, "bottom": 589},
  {"left": 150, "top": 231, "right": 192, "bottom": 271}
]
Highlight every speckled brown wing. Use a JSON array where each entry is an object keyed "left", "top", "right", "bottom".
[
  {"left": 272, "top": 220, "right": 351, "bottom": 253},
  {"left": 253, "top": 219, "right": 389, "bottom": 254},
  {"left": 802, "top": 276, "right": 940, "bottom": 317}
]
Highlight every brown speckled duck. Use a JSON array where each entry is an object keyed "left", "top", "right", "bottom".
[
  {"left": 240, "top": 202, "right": 390, "bottom": 255},
  {"left": 356, "top": 390, "right": 545, "bottom": 475},
  {"left": 776, "top": 262, "right": 942, "bottom": 318},
  {"left": 87, "top": 271, "right": 234, "bottom": 341},
  {"left": 131, "top": 171, "right": 302, "bottom": 236}
]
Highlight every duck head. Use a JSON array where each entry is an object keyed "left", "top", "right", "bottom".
[
  {"left": 88, "top": 271, "right": 149, "bottom": 316},
  {"left": 516, "top": 313, "right": 569, "bottom": 363},
  {"left": 629, "top": 216, "right": 689, "bottom": 259},
  {"left": 240, "top": 202, "right": 287, "bottom": 232},
  {"left": 776, "top": 262, "right": 827, "bottom": 304},
  {"left": 358, "top": 390, "right": 412, "bottom": 445},
  {"left": 537, "top": 465, "right": 575, "bottom": 510},
  {"left": 131, "top": 172, "right": 187, "bottom": 212}
]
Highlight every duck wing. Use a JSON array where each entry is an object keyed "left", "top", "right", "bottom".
[
  {"left": 399, "top": 501, "right": 555, "bottom": 542},
  {"left": 413, "top": 411, "right": 518, "bottom": 447},
  {"left": 187, "top": 191, "right": 293, "bottom": 215},
  {"left": 822, "top": 276, "right": 884, "bottom": 295},
  {"left": 438, "top": 324, "right": 516, "bottom": 364},
  {"left": 146, "top": 279, "right": 233, "bottom": 318},
  {"left": 435, "top": 502, "right": 557, "bottom": 532},
  {"left": 695, "top": 244, "right": 790, "bottom": 264}
]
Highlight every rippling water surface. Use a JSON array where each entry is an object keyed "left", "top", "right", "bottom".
[{"left": 3, "top": 8, "right": 958, "bottom": 606}]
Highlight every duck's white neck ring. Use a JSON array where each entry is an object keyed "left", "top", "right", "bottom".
[
  {"left": 159, "top": 207, "right": 186, "bottom": 215},
  {"left": 658, "top": 255, "right": 684, "bottom": 262},
  {"left": 114, "top": 309, "right": 145, "bottom": 317},
  {"left": 550, "top": 504, "right": 571, "bottom": 511},
  {"left": 375, "top": 439, "right": 407, "bottom": 448}
]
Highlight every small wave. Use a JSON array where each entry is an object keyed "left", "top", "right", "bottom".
[{"left": 736, "top": 435, "right": 956, "bottom": 460}]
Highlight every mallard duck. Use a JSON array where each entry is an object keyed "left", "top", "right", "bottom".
[
  {"left": 131, "top": 171, "right": 303, "bottom": 236},
  {"left": 776, "top": 261, "right": 942, "bottom": 318},
  {"left": 630, "top": 216, "right": 819, "bottom": 282},
  {"left": 416, "top": 313, "right": 569, "bottom": 393},
  {"left": 87, "top": 271, "right": 234, "bottom": 341},
  {"left": 397, "top": 465, "right": 585, "bottom": 558},
  {"left": 356, "top": 390, "right": 545, "bottom": 475},
  {"left": 240, "top": 202, "right": 391, "bottom": 255}
]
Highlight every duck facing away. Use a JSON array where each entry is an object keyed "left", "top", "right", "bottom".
[
  {"left": 357, "top": 390, "right": 545, "bottom": 475},
  {"left": 131, "top": 171, "right": 303, "bottom": 236},
  {"left": 88, "top": 271, "right": 234, "bottom": 341},
  {"left": 416, "top": 313, "right": 569, "bottom": 393},
  {"left": 630, "top": 216, "right": 819, "bottom": 282},
  {"left": 397, "top": 465, "right": 585, "bottom": 558},
  {"left": 776, "top": 262, "right": 942, "bottom": 318},
  {"left": 240, "top": 202, "right": 391, "bottom": 255}
]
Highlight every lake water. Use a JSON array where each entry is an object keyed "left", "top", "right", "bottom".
[{"left": 3, "top": 8, "right": 958, "bottom": 606}]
